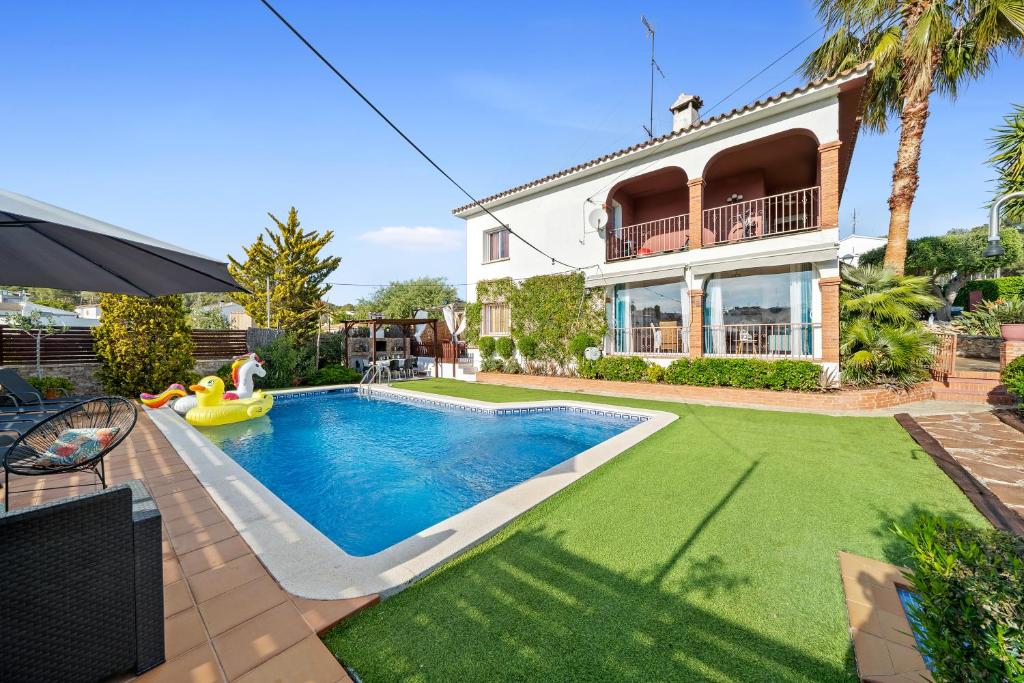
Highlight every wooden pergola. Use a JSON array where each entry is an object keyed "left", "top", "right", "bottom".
[{"left": 340, "top": 318, "right": 440, "bottom": 378}]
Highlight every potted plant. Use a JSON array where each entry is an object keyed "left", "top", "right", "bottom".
[
  {"left": 26, "top": 375, "right": 74, "bottom": 400},
  {"left": 953, "top": 299, "right": 1024, "bottom": 340}
]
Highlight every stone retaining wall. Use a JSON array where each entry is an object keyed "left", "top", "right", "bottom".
[
  {"left": 476, "top": 372, "right": 935, "bottom": 411},
  {"left": 3, "top": 357, "right": 235, "bottom": 396},
  {"left": 956, "top": 335, "right": 1001, "bottom": 360}
]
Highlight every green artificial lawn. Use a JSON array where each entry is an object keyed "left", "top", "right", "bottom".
[{"left": 324, "top": 380, "right": 985, "bottom": 682}]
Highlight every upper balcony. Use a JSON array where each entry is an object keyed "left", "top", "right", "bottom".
[{"left": 604, "top": 129, "right": 823, "bottom": 262}]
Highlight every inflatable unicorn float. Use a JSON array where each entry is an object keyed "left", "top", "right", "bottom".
[{"left": 140, "top": 353, "right": 273, "bottom": 427}]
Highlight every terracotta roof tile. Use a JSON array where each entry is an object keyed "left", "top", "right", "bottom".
[{"left": 452, "top": 63, "right": 872, "bottom": 215}]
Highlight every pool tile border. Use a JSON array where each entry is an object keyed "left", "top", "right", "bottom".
[{"left": 146, "top": 385, "right": 676, "bottom": 599}]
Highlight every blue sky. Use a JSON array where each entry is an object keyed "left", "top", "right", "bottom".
[{"left": 4, "top": 1, "right": 1022, "bottom": 303}]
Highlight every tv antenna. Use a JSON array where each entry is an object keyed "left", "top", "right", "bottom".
[{"left": 641, "top": 15, "right": 666, "bottom": 139}]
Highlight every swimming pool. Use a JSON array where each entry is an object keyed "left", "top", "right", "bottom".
[
  {"left": 201, "top": 389, "right": 637, "bottom": 556},
  {"left": 150, "top": 386, "right": 675, "bottom": 597}
]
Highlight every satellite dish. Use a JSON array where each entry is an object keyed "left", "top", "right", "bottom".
[{"left": 587, "top": 207, "right": 608, "bottom": 237}]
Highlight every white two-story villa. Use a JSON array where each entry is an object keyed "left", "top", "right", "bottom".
[{"left": 457, "top": 64, "right": 872, "bottom": 374}]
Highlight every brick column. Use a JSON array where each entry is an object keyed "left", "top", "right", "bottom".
[
  {"left": 819, "top": 276, "right": 841, "bottom": 363},
  {"left": 687, "top": 177, "right": 705, "bottom": 250},
  {"left": 818, "top": 141, "right": 842, "bottom": 229},
  {"left": 689, "top": 289, "right": 703, "bottom": 358},
  {"left": 1002, "top": 341, "right": 1024, "bottom": 369}
]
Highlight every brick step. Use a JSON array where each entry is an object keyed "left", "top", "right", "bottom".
[{"left": 932, "top": 380, "right": 1014, "bottom": 404}]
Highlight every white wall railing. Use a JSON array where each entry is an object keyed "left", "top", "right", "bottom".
[
  {"left": 608, "top": 325, "right": 689, "bottom": 355},
  {"left": 606, "top": 213, "right": 689, "bottom": 261},
  {"left": 702, "top": 187, "right": 819, "bottom": 246},
  {"left": 702, "top": 323, "right": 820, "bottom": 359}
]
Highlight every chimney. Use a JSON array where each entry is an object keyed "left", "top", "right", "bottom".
[{"left": 669, "top": 93, "right": 703, "bottom": 132}]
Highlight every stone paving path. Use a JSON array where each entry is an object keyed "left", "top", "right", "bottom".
[
  {"left": 6, "top": 412, "right": 374, "bottom": 683},
  {"left": 914, "top": 412, "right": 1024, "bottom": 519}
]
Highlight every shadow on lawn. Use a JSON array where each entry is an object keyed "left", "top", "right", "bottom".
[{"left": 335, "top": 527, "right": 849, "bottom": 682}]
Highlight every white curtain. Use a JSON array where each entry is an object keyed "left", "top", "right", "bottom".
[
  {"left": 705, "top": 278, "right": 725, "bottom": 353},
  {"left": 787, "top": 270, "right": 802, "bottom": 355}
]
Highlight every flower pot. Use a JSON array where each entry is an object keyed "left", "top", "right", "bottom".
[
  {"left": 1001, "top": 323, "right": 1024, "bottom": 342},
  {"left": 43, "top": 388, "right": 60, "bottom": 400}
]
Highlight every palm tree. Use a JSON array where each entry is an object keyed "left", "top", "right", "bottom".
[
  {"left": 803, "top": 0, "right": 1024, "bottom": 275},
  {"left": 989, "top": 102, "right": 1024, "bottom": 222},
  {"left": 840, "top": 265, "right": 941, "bottom": 386}
]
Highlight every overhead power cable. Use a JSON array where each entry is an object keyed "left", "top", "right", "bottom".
[
  {"left": 701, "top": 26, "right": 823, "bottom": 118},
  {"left": 257, "top": 0, "right": 588, "bottom": 272}
]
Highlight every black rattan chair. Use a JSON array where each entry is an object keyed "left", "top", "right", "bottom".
[{"left": 3, "top": 397, "right": 137, "bottom": 510}]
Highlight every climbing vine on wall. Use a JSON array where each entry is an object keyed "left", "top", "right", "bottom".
[{"left": 468, "top": 273, "right": 605, "bottom": 368}]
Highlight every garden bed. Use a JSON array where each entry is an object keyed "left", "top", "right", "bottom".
[{"left": 476, "top": 372, "right": 935, "bottom": 411}]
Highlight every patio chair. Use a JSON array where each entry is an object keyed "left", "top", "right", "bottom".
[
  {"left": 403, "top": 357, "right": 418, "bottom": 378},
  {"left": 0, "top": 368, "right": 84, "bottom": 414},
  {"left": 0, "top": 479, "right": 164, "bottom": 680},
  {"left": 390, "top": 358, "right": 404, "bottom": 379},
  {"left": 3, "top": 397, "right": 137, "bottom": 511}
]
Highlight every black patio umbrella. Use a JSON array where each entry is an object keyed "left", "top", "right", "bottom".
[{"left": 0, "top": 188, "right": 244, "bottom": 296}]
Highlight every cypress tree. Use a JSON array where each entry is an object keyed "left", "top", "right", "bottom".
[{"left": 228, "top": 207, "right": 341, "bottom": 341}]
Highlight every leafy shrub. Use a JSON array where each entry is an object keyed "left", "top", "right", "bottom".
[
  {"left": 25, "top": 375, "right": 74, "bottom": 396},
  {"left": 569, "top": 332, "right": 599, "bottom": 360},
  {"left": 516, "top": 335, "right": 539, "bottom": 360},
  {"left": 317, "top": 332, "right": 347, "bottom": 366},
  {"left": 893, "top": 514, "right": 1024, "bottom": 682},
  {"left": 954, "top": 299, "right": 1024, "bottom": 336},
  {"left": 253, "top": 336, "right": 300, "bottom": 389},
  {"left": 577, "top": 358, "right": 598, "bottom": 379},
  {"left": 665, "top": 358, "right": 821, "bottom": 391},
  {"left": 478, "top": 336, "right": 496, "bottom": 359},
  {"left": 307, "top": 364, "right": 361, "bottom": 386},
  {"left": 503, "top": 357, "right": 522, "bottom": 374},
  {"left": 645, "top": 364, "right": 665, "bottom": 383},
  {"left": 594, "top": 355, "right": 648, "bottom": 382},
  {"left": 93, "top": 294, "right": 196, "bottom": 396},
  {"left": 495, "top": 336, "right": 516, "bottom": 360},
  {"left": 954, "top": 276, "right": 1024, "bottom": 306},
  {"left": 479, "top": 357, "right": 504, "bottom": 373},
  {"left": 1002, "top": 355, "right": 1024, "bottom": 402},
  {"left": 215, "top": 362, "right": 235, "bottom": 389}
]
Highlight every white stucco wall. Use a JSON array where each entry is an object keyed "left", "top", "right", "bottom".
[{"left": 462, "top": 80, "right": 849, "bottom": 302}]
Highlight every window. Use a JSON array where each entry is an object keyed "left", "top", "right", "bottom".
[
  {"left": 611, "top": 279, "right": 687, "bottom": 354},
  {"left": 483, "top": 228, "right": 510, "bottom": 262},
  {"left": 703, "top": 266, "right": 814, "bottom": 356},
  {"left": 481, "top": 303, "right": 510, "bottom": 336}
]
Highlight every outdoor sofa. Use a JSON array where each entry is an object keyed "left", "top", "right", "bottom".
[{"left": 0, "top": 480, "right": 164, "bottom": 682}]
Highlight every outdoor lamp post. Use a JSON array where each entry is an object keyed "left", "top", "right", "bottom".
[{"left": 986, "top": 191, "right": 1024, "bottom": 258}]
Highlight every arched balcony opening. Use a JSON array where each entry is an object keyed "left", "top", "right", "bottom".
[
  {"left": 604, "top": 167, "right": 689, "bottom": 261},
  {"left": 701, "top": 130, "right": 820, "bottom": 246}
]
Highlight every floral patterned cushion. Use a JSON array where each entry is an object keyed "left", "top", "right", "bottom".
[{"left": 33, "top": 427, "right": 121, "bottom": 469}]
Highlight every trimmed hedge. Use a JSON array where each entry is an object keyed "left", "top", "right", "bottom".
[
  {"left": 495, "top": 336, "right": 515, "bottom": 360},
  {"left": 894, "top": 514, "right": 1024, "bottom": 681},
  {"left": 478, "top": 336, "right": 496, "bottom": 359},
  {"left": 1002, "top": 355, "right": 1024, "bottom": 402},
  {"left": 954, "top": 276, "right": 1024, "bottom": 306},
  {"left": 665, "top": 358, "right": 821, "bottom": 391},
  {"left": 564, "top": 355, "right": 821, "bottom": 391},
  {"left": 593, "top": 355, "right": 649, "bottom": 382}
]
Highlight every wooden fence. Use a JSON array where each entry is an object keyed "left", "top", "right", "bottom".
[
  {"left": 0, "top": 326, "right": 249, "bottom": 365},
  {"left": 930, "top": 331, "right": 958, "bottom": 379}
]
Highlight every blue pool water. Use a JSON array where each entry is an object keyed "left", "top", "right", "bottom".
[
  {"left": 896, "top": 586, "right": 933, "bottom": 671},
  {"left": 200, "top": 391, "right": 635, "bottom": 556}
]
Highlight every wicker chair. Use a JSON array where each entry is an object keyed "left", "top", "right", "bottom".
[
  {"left": 0, "top": 479, "right": 164, "bottom": 681},
  {"left": 3, "top": 397, "right": 137, "bottom": 511}
]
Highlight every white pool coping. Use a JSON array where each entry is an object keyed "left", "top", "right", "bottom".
[{"left": 146, "top": 384, "right": 677, "bottom": 599}]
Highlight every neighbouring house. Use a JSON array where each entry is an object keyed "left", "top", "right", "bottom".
[
  {"left": 199, "top": 301, "right": 252, "bottom": 330},
  {"left": 457, "top": 64, "right": 873, "bottom": 374},
  {"left": 839, "top": 234, "right": 887, "bottom": 267},
  {"left": 74, "top": 303, "right": 102, "bottom": 319},
  {"left": 0, "top": 299, "right": 99, "bottom": 328}
]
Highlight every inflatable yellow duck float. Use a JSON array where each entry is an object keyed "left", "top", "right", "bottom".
[{"left": 185, "top": 376, "right": 274, "bottom": 427}]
